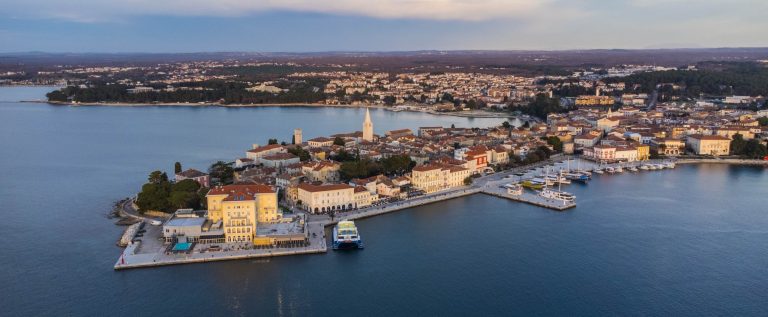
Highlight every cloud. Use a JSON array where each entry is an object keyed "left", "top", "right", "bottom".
[{"left": 3, "top": 0, "right": 556, "bottom": 22}]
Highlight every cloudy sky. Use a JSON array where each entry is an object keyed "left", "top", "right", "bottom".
[{"left": 0, "top": 0, "right": 765, "bottom": 52}]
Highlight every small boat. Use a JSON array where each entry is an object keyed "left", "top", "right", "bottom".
[
  {"left": 615, "top": 166, "right": 624, "bottom": 173},
  {"left": 564, "top": 173, "right": 589, "bottom": 183},
  {"left": 606, "top": 167, "right": 616, "bottom": 173},
  {"left": 538, "top": 187, "right": 576, "bottom": 203},
  {"left": 532, "top": 177, "right": 555, "bottom": 186},
  {"left": 628, "top": 166, "right": 639, "bottom": 172},
  {"left": 665, "top": 162, "right": 676, "bottom": 169},
  {"left": 593, "top": 168, "right": 605, "bottom": 174},
  {"left": 333, "top": 220, "right": 364, "bottom": 250},
  {"left": 639, "top": 165, "right": 650, "bottom": 170},
  {"left": 522, "top": 180, "right": 544, "bottom": 190},
  {"left": 505, "top": 183, "right": 523, "bottom": 195}
]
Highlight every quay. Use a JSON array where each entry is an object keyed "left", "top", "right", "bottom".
[
  {"left": 124, "top": 154, "right": 760, "bottom": 270},
  {"left": 480, "top": 187, "right": 575, "bottom": 211}
]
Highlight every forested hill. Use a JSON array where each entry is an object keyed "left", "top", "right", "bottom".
[{"left": 608, "top": 62, "right": 768, "bottom": 97}]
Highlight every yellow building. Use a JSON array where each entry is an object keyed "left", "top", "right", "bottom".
[
  {"left": 575, "top": 95, "right": 615, "bottom": 106},
  {"left": 636, "top": 144, "right": 650, "bottom": 161},
  {"left": 410, "top": 163, "right": 470, "bottom": 194},
  {"left": 354, "top": 186, "right": 376, "bottom": 209},
  {"left": 297, "top": 183, "right": 355, "bottom": 214},
  {"left": 206, "top": 184, "right": 280, "bottom": 243},
  {"left": 686, "top": 135, "right": 731, "bottom": 156}
]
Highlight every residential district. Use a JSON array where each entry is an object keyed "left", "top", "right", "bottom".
[{"left": 115, "top": 101, "right": 768, "bottom": 269}]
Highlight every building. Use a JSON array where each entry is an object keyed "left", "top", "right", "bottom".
[
  {"left": 307, "top": 137, "right": 333, "bottom": 148},
  {"left": 162, "top": 209, "right": 225, "bottom": 244},
  {"left": 293, "top": 128, "right": 303, "bottom": 144},
  {"left": 246, "top": 144, "right": 286, "bottom": 161},
  {"left": 652, "top": 139, "right": 685, "bottom": 157},
  {"left": 261, "top": 153, "right": 300, "bottom": 169},
  {"left": 363, "top": 108, "right": 374, "bottom": 142},
  {"left": 297, "top": 183, "right": 355, "bottom": 214},
  {"left": 205, "top": 184, "right": 280, "bottom": 243},
  {"left": 175, "top": 169, "right": 210, "bottom": 188},
  {"left": 686, "top": 135, "right": 731, "bottom": 156},
  {"left": 410, "top": 163, "right": 470, "bottom": 194},
  {"left": 301, "top": 161, "right": 341, "bottom": 183}
]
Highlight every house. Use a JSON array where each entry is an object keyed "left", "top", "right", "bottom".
[
  {"left": 246, "top": 144, "right": 286, "bottom": 161},
  {"left": 261, "top": 153, "right": 300, "bottom": 169},
  {"left": 301, "top": 161, "right": 341, "bottom": 183},
  {"left": 175, "top": 169, "right": 210, "bottom": 188}
]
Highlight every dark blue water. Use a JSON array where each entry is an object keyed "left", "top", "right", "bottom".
[{"left": 1, "top": 87, "right": 767, "bottom": 316}]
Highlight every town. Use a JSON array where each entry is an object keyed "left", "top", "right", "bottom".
[{"left": 114, "top": 95, "right": 768, "bottom": 268}]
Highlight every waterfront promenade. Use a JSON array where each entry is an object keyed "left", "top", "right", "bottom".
[{"left": 114, "top": 156, "right": 767, "bottom": 270}]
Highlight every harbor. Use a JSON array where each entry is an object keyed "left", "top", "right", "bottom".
[{"left": 114, "top": 156, "right": 737, "bottom": 270}]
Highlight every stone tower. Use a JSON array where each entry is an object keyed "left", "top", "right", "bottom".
[
  {"left": 293, "top": 128, "right": 302, "bottom": 144},
  {"left": 362, "top": 108, "right": 373, "bottom": 142}
]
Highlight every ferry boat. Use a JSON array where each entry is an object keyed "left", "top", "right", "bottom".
[
  {"left": 333, "top": 220, "right": 363, "bottom": 250},
  {"left": 504, "top": 183, "right": 524, "bottom": 195},
  {"left": 538, "top": 187, "right": 575, "bottom": 203},
  {"left": 522, "top": 180, "right": 544, "bottom": 190}
]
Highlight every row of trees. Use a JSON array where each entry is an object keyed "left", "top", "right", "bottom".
[
  {"left": 136, "top": 171, "right": 207, "bottom": 213},
  {"left": 339, "top": 154, "right": 415, "bottom": 181}
]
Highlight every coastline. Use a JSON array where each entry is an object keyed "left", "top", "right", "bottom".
[{"left": 39, "top": 100, "right": 518, "bottom": 118}]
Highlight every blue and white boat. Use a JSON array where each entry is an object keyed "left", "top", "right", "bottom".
[{"left": 333, "top": 220, "right": 364, "bottom": 250}]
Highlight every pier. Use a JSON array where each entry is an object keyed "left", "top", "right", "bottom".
[{"left": 480, "top": 187, "right": 576, "bottom": 211}]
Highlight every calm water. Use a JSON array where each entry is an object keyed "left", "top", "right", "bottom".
[{"left": 1, "top": 87, "right": 767, "bottom": 316}]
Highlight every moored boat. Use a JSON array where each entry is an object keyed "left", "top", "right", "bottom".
[
  {"left": 333, "top": 220, "right": 363, "bottom": 250},
  {"left": 538, "top": 187, "right": 576, "bottom": 203},
  {"left": 522, "top": 180, "right": 544, "bottom": 190},
  {"left": 504, "top": 183, "right": 524, "bottom": 195}
]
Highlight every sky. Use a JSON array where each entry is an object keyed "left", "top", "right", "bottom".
[{"left": 0, "top": 0, "right": 766, "bottom": 52}]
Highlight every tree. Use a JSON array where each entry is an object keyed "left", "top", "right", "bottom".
[
  {"left": 442, "top": 93, "right": 454, "bottom": 102},
  {"left": 463, "top": 177, "right": 473, "bottom": 186},
  {"left": 383, "top": 95, "right": 396, "bottom": 105},
  {"left": 758, "top": 117, "right": 768, "bottom": 127},
  {"left": 174, "top": 162, "right": 182, "bottom": 174},
  {"left": 502, "top": 121, "right": 511, "bottom": 129},
  {"left": 546, "top": 136, "right": 563, "bottom": 152},
  {"left": 288, "top": 146, "right": 311, "bottom": 161},
  {"left": 268, "top": 138, "right": 278, "bottom": 145},
  {"left": 208, "top": 161, "right": 234, "bottom": 185},
  {"left": 730, "top": 134, "right": 747, "bottom": 155},
  {"left": 451, "top": 124, "right": 456, "bottom": 129},
  {"left": 381, "top": 155, "right": 414, "bottom": 176},
  {"left": 744, "top": 139, "right": 768, "bottom": 158},
  {"left": 148, "top": 170, "right": 168, "bottom": 184},
  {"left": 136, "top": 182, "right": 171, "bottom": 212},
  {"left": 333, "top": 136, "right": 345, "bottom": 146},
  {"left": 339, "top": 159, "right": 382, "bottom": 181}
]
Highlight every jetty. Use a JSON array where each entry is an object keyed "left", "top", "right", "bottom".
[{"left": 480, "top": 186, "right": 576, "bottom": 211}]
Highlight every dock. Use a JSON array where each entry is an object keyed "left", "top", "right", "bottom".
[{"left": 480, "top": 186, "right": 576, "bottom": 211}]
